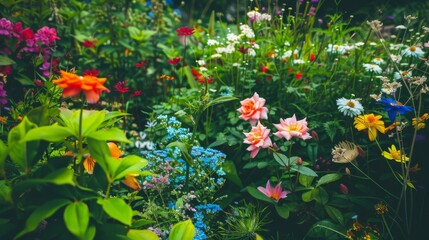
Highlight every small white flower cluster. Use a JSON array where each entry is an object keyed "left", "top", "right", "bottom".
[{"left": 247, "top": 10, "right": 272, "bottom": 22}]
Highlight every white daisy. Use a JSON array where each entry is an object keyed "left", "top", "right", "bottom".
[
  {"left": 372, "top": 57, "right": 385, "bottom": 65},
  {"left": 401, "top": 45, "right": 425, "bottom": 58},
  {"left": 393, "top": 70, "right": 412, "bottom": 80},
  {"left": 336, "top": 97, "right": 364, "bottom": 117},
  {"left": 363, "top": 63, "right": 382, "bottom": 74}
]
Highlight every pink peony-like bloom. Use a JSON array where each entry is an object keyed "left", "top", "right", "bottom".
[
  {"left": 257, "top": 180, "right": 289, "bottom": 202},
  {"left": 237, "top": 92, "right": 268, "bottom": 125},
  {"left": 243, "top": 121, "right": 272, "bottom": 158},
  {"left": 35, "top": 26, "right": 60, "bottom": 46},
  {"left": 273, "top": 114, "right": 311, "bottom": 141}
]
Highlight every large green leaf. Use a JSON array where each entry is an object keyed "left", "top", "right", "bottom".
[
  {"left": 113, "top": 155, "right": 148, "bottom": 180},
  {"left": 299, "top": 174, "right": 314, "bottom": 188},
  {"left": 275, "top": 205, "right": 290, "bottom": 219},
  {"left": 316, "top": 173, "right": 342, "bottom": 187},
  {"left": 15, "top": 198, "right": 71, "bottom": 239},
  {"left": 169, "top": 220, "right": 195, "bottom": 240},
  {"left": 89, "top": 128, "right": 132, "bottom": 143},
  {"left": 223, "top": 160, "right": 242, "bottom": 188},
  {"left": 80, "top": 110, "right": 106, "bottom": 136},
  {"left": 87, "top": 138, "right": 117, "bottom": 177},
  {"left": 127, "top": 229, "right": 159, "bottom": 240},
  {"left": 324, "top": 205, "right": 344, "bottom": 225},
  {"left": 273, "top": 152, "right": 289, "bottom": 167},
  {"left": 128, "top": 26, "right": 156, "bottom": 41},
  {"left": 23, "top": 125, "right": 74, "bottom": 142},
  {"left": 98, "top": 198, "right": 132, "bottom": 226},
  {"left": 64, "top": 201, "right": 90, "bottom": 239},
  {"left": 7, "top": 117, "right": 39, "bottom": 172}
]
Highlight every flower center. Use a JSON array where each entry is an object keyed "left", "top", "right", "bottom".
[
  {"left": 271, "top": 192, "right": 280, "bottom": 201},
  {"left": 390, "top": 150, "right": 401, "bottom": 160},
  {"left": 347, "top": 101, "right": 355, "bottom": 108},
  {"left": 409, "top": 46, "right": 416, "bottom": 52},
  {"left": 367, "top": 115, "right": 376, "bottom": 123},
  {"left": 401, "top": 71, "right": 409, "bottom": 76}
]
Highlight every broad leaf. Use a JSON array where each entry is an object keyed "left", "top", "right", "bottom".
[
  {"left": 87, "top": 138, "right": 117, "bottom": 177},
  {"left": 316, "top": 173, "right": 342, "bottom": 187},
  {"left": 275, "top": 205, "right": 290, "bottom": 219},
  {"left": 15, "top": 198, "right": 71, "bottom": 239},
  {"left": 127, "top": 229, "right": 159, "bottom": 240},
  {"left": 0, "top": 54, "right": 16, "bottom": 66},
  {"left": 64, "top": 201, "right": 90, "bottom": 239},
  {"left": 223, "top": 160, "right": 242, "bottom": 188},
  {"left": 246, "top": 186, "right": 275, "bottom": 204},
  {"left": 325, "top": 205, "right": 344, "bottom": 225},
  {"left": 89, "top": 128, "right": 132, "bottom": 143},
  {"left": 98, "top": 198, "right": 132, "bottom": 226},
  {"left": 169, "top": 220, "right": 195, "bottom": 240},
  {"left": 299, "top": 174, "right": 314, "bottom": 188},
  {"left": 273, "top": 152, "right": 289, "bottom": 167},
  {"left": 113, "top": 155, "right": 148, "bottom": 180},
  {"left": 24, "top": 125, "right": 74, "bottom": 142},
  {"left": 128, "top": 26, "right": 156, "bottom": 41},
  {"left": 291, "top": 165, "right": 318, "bottom": 177}
]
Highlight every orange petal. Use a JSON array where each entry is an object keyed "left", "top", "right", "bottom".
[
  {"left": 83, "top": 155, "right": 96, "bottom": 174},
  {"left": 107, "top": 142, "right": 122, "bottom": 159},
  {"left": 122, "top": 175, "right": 141, "bottom": 190}
]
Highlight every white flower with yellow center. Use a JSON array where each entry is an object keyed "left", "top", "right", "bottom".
[{"left": 336, "top": 97, "right": 364, "bottom": 117}]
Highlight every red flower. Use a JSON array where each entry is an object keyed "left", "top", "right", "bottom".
[
  {"left": 167, "top": 57, "right": 181, "bottom": 65},
  {"left": 191, "top": 68, "right": 213, "bottom": 84},
  {"left": 239, "top": 46, "right": 248, "bottom": 54},
  {"left": 82, "top": 69, "right": 100, "bottom": 77},
  {"left": 0, "top": 66, "right": 11, "bottom": 76},
  {"left": 130, "top": 90, "right": 142, "bottom": 97},
  {"left": 22, "top": 28, "right": 34, "bottom": 40},
  {"left": 309, "top": 53, "right": 316, "bottom": 62},
  {"left": 261, "top": 65, "right": 268, "bottom": 73},
  {"left": 135, "top": 61, "right": 146, "bottom": 68},
  {"left": 295, "top": 71, "right": 302, "bottom": 79},
  {"left": 82, "top": 39, "right": 97, "bottom": 48},
  {"left": 114, "top": 81, "right": 129, "bottom": 93},
  {"left": 176, "top": 26, "right": 194, "bottom": 36}
]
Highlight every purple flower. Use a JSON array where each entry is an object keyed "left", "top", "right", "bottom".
[
  {"left": 0, "top": 18, "right": 13, "bottom": 37},
  {"left": 0, "top": 83, "right": 7, "bottom": 105}
]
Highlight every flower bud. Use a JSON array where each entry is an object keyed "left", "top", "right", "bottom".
[{"left": 339, "top": 183, "right": 349, "bottom": 194}]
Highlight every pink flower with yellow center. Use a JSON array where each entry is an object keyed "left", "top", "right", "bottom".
[
  {"left": 243, "top": 121, "right": 272, "bottom": 158},
  {"left": 257, "top": 180, "right": 289, "bottom": 202},
  {"left": 237, "top": 92, "right": 268, "bottom": 125},
  {"left": 273, "top": 114, "right": 311, "bottom": 141}
]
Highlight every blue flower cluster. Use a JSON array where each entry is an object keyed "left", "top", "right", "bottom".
[
  {"left": 193, "top": 204, "right": 222, "bottom": 240},
  {"left": 156, "top": 115, "right": 193, "bottom": 143}
]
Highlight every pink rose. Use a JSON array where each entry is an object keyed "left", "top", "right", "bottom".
[
  {"left": 237, "top": 92, "right": 268, "bottom": 125},
  {"left": 273, "top": 114, "right": 311, "bottom": 141},
  {"left": 243, "top": 121, "right": 272, "bottom": 158}
]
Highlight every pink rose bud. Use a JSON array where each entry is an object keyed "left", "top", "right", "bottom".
[
  {"left": 339, "top": 183, "right": 349, "bottom": 194},
  {"left": 345, "top": 167, "right": 351, "bottom": 175},
  {"left": 357, "top": 145, "right": 366, "bottom": 158},
  {"left": 311, "top": 130, "right": 319, "bottom": 141},
  {"left": 297, "top": 157, "right": 303, "bottom": 165}
]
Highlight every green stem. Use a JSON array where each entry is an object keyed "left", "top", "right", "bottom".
[{"left": 105, "top": 180, "right": 112, "bottom": 199}]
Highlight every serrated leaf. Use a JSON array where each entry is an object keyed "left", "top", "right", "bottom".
[
  {"left": 98, "top": 198, "right": 132, "bottom": 226},
  {"left": 64, "top": 201, "right": 89, "bottom": 238}
]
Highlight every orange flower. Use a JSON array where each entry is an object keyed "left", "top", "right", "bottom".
[
  {"left": 122, "top": 174, "right": 141, "bottom": 190},
  {"left": 52, "top": 70, "right": 110, "bottom": 104},
  {"left": 107, "top": 142, "right": 122, "bottom": 159},
  {"left": 83, "top": 155, "right": 96, "bottom": 174}
]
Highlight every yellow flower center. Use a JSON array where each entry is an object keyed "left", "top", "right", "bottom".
[
  {"left": 271, "top": 192, "right": 280, "bottom": 201},
  {"left": 347, "top": 101, "right": 355, "bottom": 107},
  {"left": 401, "top": 71, "right": 409, "bottom": 76},
  {"left": 366, "top": 115, "right": 376, "bottom": 124},
  {"left": 409, "top": 46, "right": 416, "bottom": 52}
]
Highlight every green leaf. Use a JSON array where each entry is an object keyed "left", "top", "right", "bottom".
[
  {"left": 246, "top": 186, "right": 275, "bottom": 204},
  {"left": 113, "top": 155, "right": 148, "bottom": 180},
  {"left": 299, "top": 174, "right": 314, "bottom": 188},
  {"left": 127, "top": 229, "right": 159, "bottom": 240},
  {"left": 0, "top": 140, "right": 7, "bottom": 174},
  {"left": 0, "top": 55, "right": 16, "bottom": 66},
  {"left": 291, "top": 165, "right": 318, "bottom": 177},
  {"left": 273, "top": 152, "right": 289, "bottom": 167},
  {"left": 15, "top": 198, "right": 71, "bottom": 239},
  {"left": 26, "top": 105, "right": 51, "bottom": 126},
  {"left": 24, "top": 125, "right": 74, "bottom": 142},
  {"left": 325, "top": 205, "right": 344, "bottom": 225},
  {"left": 275, "top": 205, "right": 290, "bottom": 219},
  {"left": 87, "top": 138, "right": 117, "bottom": 176},
  {"left": 204, "top": 96, "right": 238, "bottom": 110},
  {"left": 80, "top": 110, "right": 106, "bottom": 137},
  {"left": 307, "top": 142, "right": 318, "bottom": 163},
  {"left": 323, "top": 121, "right": 345, "bottom": 142},
  {"left": 128, "top": 26, "right": 156, "bottom": 41},
  {"left": 0, "top": 180, "right": 12, "bottom": 204},
  {"left": 64, "top": 202, "right": 90, "bottom": 239},
  {"left": 166, "top": 141, "right": 193, "bottom": 166},
  {"left": 316, "top": 173, "right": 342, "bottom": 187},
  {"left": 89, "top": 128, "right": 132, "bottom": 143},
  {"left": 169, "top": 220, "right": 195, "bottom": 240},
  {"left": 98, "top": 198, "right": 132, "bottom": 226},
  {"left": 256, "top": 233, "right": 264, "bottom": 240},
  {"left": 223, "top": 160, "right": 242, "bottom": 188},
  {"left": 7, "top": 117, "right": 39, "bottom": 172}
]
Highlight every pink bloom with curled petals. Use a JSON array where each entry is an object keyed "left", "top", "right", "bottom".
[
  {"left": 243, "top": 121, "right": 272, "bottom": 158},
  {"left": 257, "top": 180, "right": 289, "bottom": 202},
  {"left": 273, "top": 114, "right": 311, "bottom": 141},
  {"left": 237, "top": 92, "right": 268, "bottom": 125}
]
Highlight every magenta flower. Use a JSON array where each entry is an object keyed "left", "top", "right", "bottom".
[
  {"left": 0, "top": 18, "right": 13, "bottom": 37},
  {"left": 243, "top": 121, "right": 272, "bottom": 158},
  {"left": 176, "top": 26, "right": 194, "bottom": 36},
  {"left": 257, "top": 180, "right": 289, "bottom": 202},
  {"left": 114, "top": 81, "right": 129, "bottom": 93},
  {"left": 167, "top": 57, "right": 181, "bottom": 65},
  {"left": 237, "top": 92, "right": 268, "bottom": 125},
  {"left": 35, "top": 26, "right": 60, "bottom": 46},
  {"left": 273, "top": 114, "right": 311, "bottom": 141}
]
